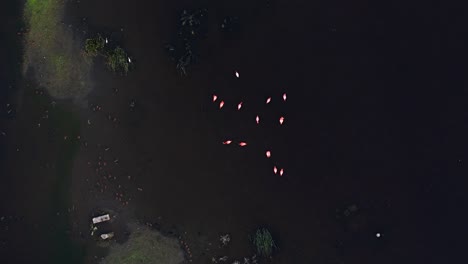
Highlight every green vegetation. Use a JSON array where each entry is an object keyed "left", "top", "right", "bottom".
[
  {"left": 27, "top": 87, "right": 85, "bottom": 264},
  {"left": 101, "top": 223, "right": 184, "bottom": 264},
  {"left": 252, "top": 228, "right": 277, "bottom": 257},
  {"left": 106, "top": 47, "right": 130, "bottom": 75},
  {"left": 84, "top": 35, "right": 105, "bottom": 56},
  {"left": 23, "top": 0, "right": 93, "bottom": 99},
  {"left": 24, "top": 0, "right": 60, "bottom": 53},
  {"left": 84, "top": 35, "right": 131, "bottom": 75}
]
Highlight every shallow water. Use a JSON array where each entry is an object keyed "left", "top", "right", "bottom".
[{"left": 1, "top": 0, "right": 461, "bottom": 263}]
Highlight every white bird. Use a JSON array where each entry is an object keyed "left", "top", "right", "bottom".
[
  {"left": 212, "top": 95, "right": 218, "bottom": 102},
  {"left": 279, "top": 116, "right": 285, "bottom": 125},
  {"left": 273, "top": 166, "right": 278, "bottom": 174},
  {"left": 105, "top": 38, "right": 108, "bottom": 44},
  {"left": 239, "top": 142, "right": 247, "bottom": 147},
  {"left": 235, "top": 71, "right": 240, "bottom": 78},
  {"left": 223, "top": 140, "right": 232, "bottom": 145},
  {"left": 266, "top": 97, "right": 271, "bottom": 104},
  {"left": 266, "top": 151, "right": 271, "bottom": 158},
  {"left": 237, "top": 102, "right": 243, "bottom": 110},
  {"left": 283, "top": 93, "right": 287, "bottom": 101},
  {"left": 219, "top": 101, "right": 225, "bottom": 109},
  {"left": 128, "top": 57, "right": 132, "bottom": 63},
  {"left": 255, "top": 115, "right": 260, "bottom": 124},
  {"left": 279, "top": 168, "right": 284, "bottom": 176}
]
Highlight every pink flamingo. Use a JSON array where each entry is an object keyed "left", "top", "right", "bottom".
[
  {"left": 273, "top": 166, "right": 278, "bottom": 174},
  {"left": 239, "top": 142, "right": 247, "bottom": 147},
  {"left": 279, "top": 116, "right": 285, "bottom": 125},
  {"left": 237, "top": 102, "right": 243, "bottom": 110},
  {"left": 223, "top": 140, "right": 232, "bottom": 145},
  {"left": 283, "top": 93, "right": 287, "bottom": 101},
  {"left": 213, "top": 95, "right": 218, "bottom": 102},
  {"left": 219, "top": 101, "right": 225, "bottom": 109},
  {"left": 256, "top": 115, "right": 260, "bottom": 124},
  {"left": 266, "top": 97, "right": 271, "bottom": 104},
  {"left": 266, "top": 150, "right": 271, "bottom": 158}
]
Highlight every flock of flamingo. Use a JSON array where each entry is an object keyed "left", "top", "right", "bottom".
[{"left": 211, "top": 71, "right": 287, "bottom": 176}]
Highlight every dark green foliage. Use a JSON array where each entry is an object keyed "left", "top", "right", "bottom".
[
  {"left": 84, "top": 34, "right": 105, "bottom": 56},
  {"left": 252, "top": 228, "right": 277, "bottom": 257},
  {"left": 106, "top": 47, "right": 129, "bottom": 75},
  {"left": 84, "top": 34, "right": 131, "bottom": 75}
]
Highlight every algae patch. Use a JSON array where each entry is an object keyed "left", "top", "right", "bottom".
[
  {"left": 23, "top": 0, "right": 93, "bottom": 100},
  {"left": 101, "top": 223, "right": 185, "bottom": 264}
]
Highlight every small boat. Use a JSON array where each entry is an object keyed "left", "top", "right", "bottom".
[
  {"left": 92, "top": 214, "right": 110, "bottom": 224},
  {"left": 100, "top": 232, "right": 114, "bottom": 240}
]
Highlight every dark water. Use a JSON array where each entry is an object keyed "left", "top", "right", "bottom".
[{"left": 1, "top": 0, "right": 466, "bottom": 263}]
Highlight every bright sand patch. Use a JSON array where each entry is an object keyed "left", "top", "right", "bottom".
[{"left": 23, "top": 0, "right": 93, "bottom": 100}]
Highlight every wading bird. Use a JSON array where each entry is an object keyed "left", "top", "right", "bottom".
[
  {"left": 214, "top": 89, "right": 289, "bottom": 176},
  {"left": 279, "top": 116, "right": 285, "bottom": 125}
]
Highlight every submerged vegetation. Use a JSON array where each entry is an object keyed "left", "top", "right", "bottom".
[
  {"left": 179, "top": 9, "right": 208, "bottom": 36},
  {"left": 165, "top": 8, "right": 240, "bottom": 76},
  {"left": 176, "top": 42, "right": 197, "bottom": 76},
  {"left": 165, "top": 8, "right": 208, "bottom": 76},
  {"left": 252, "top": 228, "right": 277, "bottom": 257}
]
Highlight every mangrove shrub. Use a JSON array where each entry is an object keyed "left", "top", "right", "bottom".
[
  {"left": 84, "top": 35, "right": 105, "bottom": 57},
  {"left": 106, "top": 47, "right": 129, "bottom": 75}
]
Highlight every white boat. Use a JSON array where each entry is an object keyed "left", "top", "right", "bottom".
[
  {"left": 92, "top": 214, "right": 110, "bottom": 224},
  {"left": 100, "top": 232, "right": 114, "bottom": 240}
]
